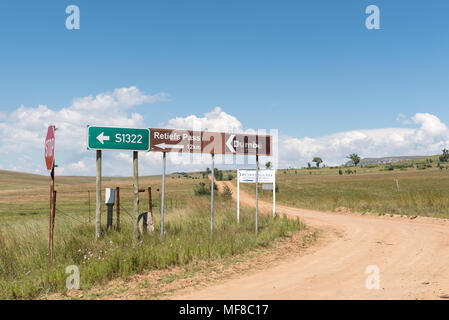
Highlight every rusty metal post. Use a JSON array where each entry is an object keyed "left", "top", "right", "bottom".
[
  {"left": 116, "top": 187, "right": 120, "bottom": 230},
  {"left": 49, "top": 166, "right": 54, "bottom": 264},
  {"left": 88, "top": 190, "right": 91, "bottom": 223},
  {"left": 50, "top": 190, "right": 56, "bottom": 264},
  {"left": 148, "top": 187, "right": 152, "bottom": 213}
]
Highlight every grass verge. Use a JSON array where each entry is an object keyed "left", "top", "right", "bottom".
[{"left": 0, "top": 196, "right": 305, "bottom": 299}]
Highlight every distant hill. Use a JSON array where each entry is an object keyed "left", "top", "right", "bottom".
[
  {"left": 0, "top": 169, "right": 94, "bottom": 191},
  {"left": 345, "top": 156, "right": 426, "bottom": 166}
]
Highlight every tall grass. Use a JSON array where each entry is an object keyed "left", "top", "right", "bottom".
[
  {"left": 0, "top": 196, "right": 304, "bottom": 299},
  {"left": 249, "top": 168, "right": 449, "bottom": 218}
]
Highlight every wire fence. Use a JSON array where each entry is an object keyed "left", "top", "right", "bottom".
[{"left": 0, "top": 186, "right": 185, "bottom": 226}]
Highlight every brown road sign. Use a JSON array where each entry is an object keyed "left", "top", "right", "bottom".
[{"left": 149, "top": 128, "right": 271, "bottom": 156}]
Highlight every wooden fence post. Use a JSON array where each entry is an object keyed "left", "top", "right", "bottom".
[
  {"left": 88, "top": 190, "right": 91, "bottom": 223},
  {"left": 96, "top": 150, "right": 102, "bottom": 239},
  {"left": 116, "top": 187, "right": 120, "bottom": 230},
  {"left": 148, "top": 187, "right": 152, "bottom": 213},
  {"left": 133, "top": 151, "right": 139, "bottom": 239}
]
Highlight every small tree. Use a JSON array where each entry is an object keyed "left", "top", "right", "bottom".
[
  {"left": 265, "top": 161, "right": 272, "bottom": 169},
  {"left": 312, "top": 157, "right": 323, "bottom": 168},
  {"left": 440, "top": 149, "right": 449, "bottom": 162},
  {"left": 347, "top": 153, "right": 361, "bottom": 166}
]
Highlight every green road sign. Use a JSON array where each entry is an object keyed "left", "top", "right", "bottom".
[{"left": 87, "top": 126, "right": 150, "bottom": 151}]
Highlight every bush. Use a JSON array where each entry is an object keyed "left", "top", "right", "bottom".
[
  {"left": 222, "top": 185, "right": 233, "bottom": 199},
  {"left": 194, "top": 182, "right": 217, "bottom": 195}
]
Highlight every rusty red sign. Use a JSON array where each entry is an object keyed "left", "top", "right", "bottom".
[
  {"left": 149, "top": 128, "right": 271, "bottom": 156},
  {"left": 45, "top": 125, "right": 55, "bottom": 171}
]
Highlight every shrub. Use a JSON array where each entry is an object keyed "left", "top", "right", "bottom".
[
  {"left": 194, "top": 182, "right": 209, "bottom": 195},
  {"left": 222, "top": 185, "right": 233, "bottom": 199}
]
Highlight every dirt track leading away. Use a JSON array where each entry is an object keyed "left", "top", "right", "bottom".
[{"left": 171, "top": 181, "right": 449, "bottom": 300}]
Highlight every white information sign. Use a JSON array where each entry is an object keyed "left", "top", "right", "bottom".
[
  {"left": 237, "top": 169, "right": 276, "bottom": 223},
  {"left": 238, "top": 170, "right": 275, "bottom": 183}
]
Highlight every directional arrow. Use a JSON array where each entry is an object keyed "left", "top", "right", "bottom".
[
  {"left": 154, "top": 143, "right": 184, "bottom": 150},
  {"left": 96, "top": 132, "right": 110, "bottom": 144},
  {"left": 226, "top": 134, "right": 236, "bottom": 153}
]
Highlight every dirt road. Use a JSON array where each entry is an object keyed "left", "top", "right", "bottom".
[{"left": 171, "top": 181, "right": 449, "bottom": 299}]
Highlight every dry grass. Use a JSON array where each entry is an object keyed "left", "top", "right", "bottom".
[{"left": 0, "top": 171, "right": 306, "bottom": 299}]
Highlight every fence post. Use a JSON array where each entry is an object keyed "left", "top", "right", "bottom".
[
  {"left": 88, "top": 190, "right": 91, "bottom": 223},
  {"left": 148, "top": 187, "right": 152, "bottom": 213},
  {"left": 116, "top": 187, "right": 120, "bottom": 230}
]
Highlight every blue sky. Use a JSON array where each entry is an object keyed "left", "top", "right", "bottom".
[{"left": 0, "top": 1, "right": 448, "bottom": 175}]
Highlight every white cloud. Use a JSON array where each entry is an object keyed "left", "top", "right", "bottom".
[
  {"left": 0, "top": 86, "right": 169, "bottom": 175},
  {"left": 0, "top": 86, "right": 448, "bottom": 175},
  {"left": 166, "top": 106, "right": 243, "bottom": 132},
  {"left": 280, "top": 113, "right": 449, "bottom": 167}
]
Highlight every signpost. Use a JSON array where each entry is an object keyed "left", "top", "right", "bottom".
[
  {"left": 86, "top": 125, "right": 272, "bottom": 239},
  {"left": 149, "top": 128, "right": 272, "bottom": 237},
  {"left": 87, "top": 126, "right": 150, "bottom": 151},
  {"left": 150, "top": 128, "right": 271, "bottom": 155},
  {"left": 45, "top": 125, "right": 56, "bottom": 264},
  {"left": 237, "top": 169, "right": 276, "bottom": 224},
  {"left": 87, "top": 126, "right": 150, "bottom": 239}
]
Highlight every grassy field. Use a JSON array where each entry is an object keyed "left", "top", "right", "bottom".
[
  {"left": 0, "top": 170, "right": 305, "bottom": 299},
  {"left": 242, "top": 157, "right": 449, "bottom": 218}
]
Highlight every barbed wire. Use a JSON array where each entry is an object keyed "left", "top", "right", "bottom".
[
  {"left": 119, "top": 204, "right": 135, "bottom": 220},
  {"left": 55, "top": 208, "right": 86, "bottom": 224}
]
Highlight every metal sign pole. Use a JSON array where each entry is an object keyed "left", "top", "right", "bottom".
[
  {"left": 95, "top": 150, "right": 102, "bottom": 239},
  {"left": 49, "top": 165, "right": 54, "bottom": 264},
  {"left": 210, "top": 154, "right": 215, "bottom": 237},
  {"left": 255, "top": 155, "right": 259, "bottom": 235},
  {"left": 161, "top": 152, "right": 166, "bottom": 236},
  {"left": 273, "top": 169, "right": 276, "bottom": 217},
  {"left": 237, "top": 169, "right": 240, "bottom": 224},
  {"left": 133, "top": 151, "right": 139, "bottom": 239}
]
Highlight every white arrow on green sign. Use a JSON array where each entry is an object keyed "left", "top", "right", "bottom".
[{"left": 87, "top": 125, "right": 150, "bottom": 151}]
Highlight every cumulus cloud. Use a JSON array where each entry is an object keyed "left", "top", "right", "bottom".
[
  {"left": 166, "top": 107, "right": 243, "bottom": 132},
  {"left": 0, "top": 86, "right": 169, "bottom": 175},
  {"left": 0, "top": 86, "right": 448, "bottom": 175},
  {"left": 280, "top": 113, "right": 449, "bottom": 167}
]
